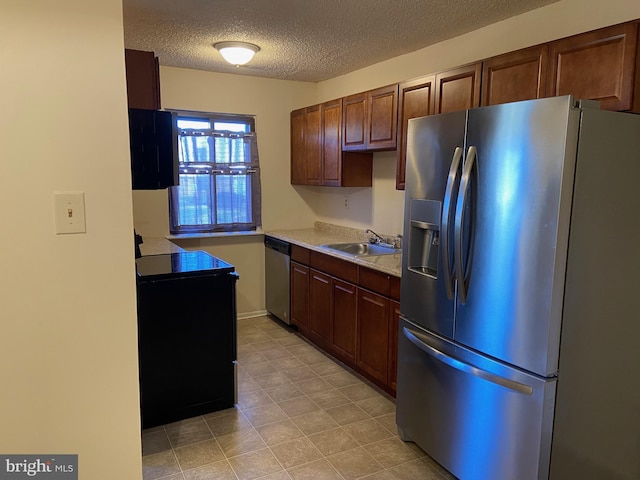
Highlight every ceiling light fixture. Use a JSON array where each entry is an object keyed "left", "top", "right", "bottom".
[{"left": 214, "top": 41, "right": 260, "bottom": 66}]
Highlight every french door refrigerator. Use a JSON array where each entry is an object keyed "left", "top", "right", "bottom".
[{"left": 396, "top": 96, "right": 640, "bottom": 480}]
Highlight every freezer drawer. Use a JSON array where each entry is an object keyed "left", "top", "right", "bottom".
[{"left": 396, "top": 318, "right": 556, "bottom": 480}]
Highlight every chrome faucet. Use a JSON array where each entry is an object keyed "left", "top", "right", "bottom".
[
  {"left": 366, "top": 229, "right": 402, "bottom": 249},
  {"left": 365, "top": 229, "right": 386, "bottom": 245}
]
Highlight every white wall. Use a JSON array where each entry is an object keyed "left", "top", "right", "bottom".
[
  {"left": 313, "top": 0, "right": 640, "bottom": 236},
  {"left": 0, "top": 1, "right": 142, "bottom": 479},
  {"left": 132, "top": 67, "right": 319, "bottom": 237}
]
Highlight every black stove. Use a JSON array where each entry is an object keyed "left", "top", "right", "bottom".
[{"left": 135, "top": 251, "right": 234, "bottom": 281}]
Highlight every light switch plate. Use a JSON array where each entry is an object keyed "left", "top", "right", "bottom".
[{"left": 54, "top": 191, "right": 86, "bottom": 234}]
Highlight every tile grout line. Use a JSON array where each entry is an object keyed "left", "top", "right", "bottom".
[{"left": 145, "top": 315, "right": 448, "bottom": 480}]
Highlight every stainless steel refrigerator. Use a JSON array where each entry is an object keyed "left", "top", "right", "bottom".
[{"left": 396, "top": 96, "right": 640, "bottom": 480}]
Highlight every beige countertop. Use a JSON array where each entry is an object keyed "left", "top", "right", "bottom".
[
  {"left": 139, "top": 237, "right": 184, "bottom": 256},
  {"left": 266, "top": 222, "right": 402, "bottom": 278}
]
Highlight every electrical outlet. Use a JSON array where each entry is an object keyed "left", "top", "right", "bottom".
[
  {"left": 343, "top": 196, "right": 349, "bottom": 210},
  {"left": 54, "top": 191, "right": 86, "bottom": 234}
]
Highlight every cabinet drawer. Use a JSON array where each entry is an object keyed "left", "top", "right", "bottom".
[
  {"left": 291, "top": 244, "right": 311, "bottom": 264},
  {"left": 358, "top": 266, "right": 391, "bottom": 297},
  {"left": 310, "top": 251, "right": 358, "bottom": 283}
]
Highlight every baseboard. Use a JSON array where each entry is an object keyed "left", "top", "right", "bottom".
[{"left": 237, "top": 310, "right": 269, "bottom": 320}]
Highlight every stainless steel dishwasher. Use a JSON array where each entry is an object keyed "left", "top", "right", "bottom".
[{"left": 264, "top": 236, "right": 291, "bottom": 324}]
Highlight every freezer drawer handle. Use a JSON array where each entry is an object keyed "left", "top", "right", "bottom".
[
  {"left": 441, "top": 146, "right": 463, "bottom": 300},
  {"left": 402, "top": 326, "right": 533, "bottom": 395}
]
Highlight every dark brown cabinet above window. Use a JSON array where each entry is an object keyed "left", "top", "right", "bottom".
[
  {"left": 124, "top": 49, "right": 161, "bottom": 110},
  {"left": 128, "top": 108, "right": 178, "bottom": 190}
]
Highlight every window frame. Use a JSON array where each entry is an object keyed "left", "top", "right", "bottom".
[{"left": 168, "top": 110, "right": 261, "bottom": 235}]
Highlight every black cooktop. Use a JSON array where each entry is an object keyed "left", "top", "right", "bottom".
[{"left": 136, "top": 251, "right": 235, "bottom": 280}]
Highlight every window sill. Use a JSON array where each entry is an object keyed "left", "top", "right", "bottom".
[{"left": 166, "top": 228, "right": 264, "bottom": 241}]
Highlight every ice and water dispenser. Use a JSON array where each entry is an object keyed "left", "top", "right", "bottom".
[{"left": 407, "top": 199, "right": 441, "bottom": 278}]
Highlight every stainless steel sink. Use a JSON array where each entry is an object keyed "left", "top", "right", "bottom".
[{"left": 320, "top": 242, "right": 400, "bottom": 256}]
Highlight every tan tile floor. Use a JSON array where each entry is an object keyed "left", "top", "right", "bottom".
[{"left": 141, "top": 315, "right": 456, "bottom": 480}]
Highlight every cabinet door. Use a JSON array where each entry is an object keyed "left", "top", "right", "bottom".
[
  {"left": 309, "top": 269, "right": 332, "bottom": 348},
  {"left": 342, "top": 92, "right": 367, "bottom": 151},
  {"left": 367, "top": 84, "right": 398, "bottom": 150},
  {"left": 396, "top": 76, "right": 435, "bottom": 190},
  {"left": 331, "top": 279, "right": 358, "bottom": 363},
  {"left": 481, "top": 45, "right": 549, "bottom": 106},
  {"left": 322, "top": 99, "right": 342, "bottom": 186},
  {"left": 129, "top": 108, "right": 178, "bottom": 190},
  {"left": 357, "top": 289, "right": 390, "bottom": 384},
  {"left": 304, "top": 105, "right": 323, "bottom": 185},
  {"left": 547, "top": 22, "right": 638, "bottom": 111},
  {"left": 125, "top": 49, "right": 161, "bottom": 110},
  {"left": 434, "top": 63, "right": 482, "bottom": 114},
  {"left": 290, "top": 108, "right": 306, "bottom": 185},
  {"left": 290, "top": 262, "right": 309, "bottom": 334},
  {"left": 388, "top": 300, "right": 400, "bottom": 394}
]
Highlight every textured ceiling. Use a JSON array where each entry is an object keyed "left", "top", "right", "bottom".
[{"left": 122, "top": 0, "right": 559, "bottom": 82}]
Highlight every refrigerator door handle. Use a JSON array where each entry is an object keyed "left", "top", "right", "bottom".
[
  {"left": 441, "top": 146, "right": 463, "bottom": 300},
  {"left": 402, "top": 326, "right": 534, "bottom": 395},
  {"left": 454, "top": 146, "right": 477, "bottom": 304}
]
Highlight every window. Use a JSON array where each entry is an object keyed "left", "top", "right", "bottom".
[{"left": 169, "top": 112, "right": 261, "bottom": 234}]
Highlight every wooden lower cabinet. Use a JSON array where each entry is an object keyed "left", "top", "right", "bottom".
[
  {"left": 388, "top": 301, "right": 401, "bottom": 393},
  {"left": 356, "top": 289, "right": 390, "bottom": 385},
  {"left": 290, "top": 262, "right": 310, "bottom": 334},
  {"left": 290, "top": 253, "right": 400, "bottom": 394},
  {"left": 309, "top": 269, "right": 332, "bottom": 348},
  {"left": 331, "top": 279, "right": 358, "bottom": 363}
]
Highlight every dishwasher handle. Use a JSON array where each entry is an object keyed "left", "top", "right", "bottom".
[{"left": 264, "top": 236, "right": 291, "bottom": 255}]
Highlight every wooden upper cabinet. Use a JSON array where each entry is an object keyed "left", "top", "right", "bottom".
[
  {"left": 367, "top": 84, "right": 399, "bottom": 150},
  {"left": 304, "top": 105, "right": 322, "bottom": 185},
  {"left": 547, "top": 22, "right": 638, "bottom": 111},
  {"left": 321, "top": 99, "right": 343, "bottom": 186},
  {"left": 342, "top": 92, "right": 367, "bottom": 150},
  {"left": 342, "top": 84, "right": 398, "bottom": 151},
  {"left": 291, "top": 100, "right": 373, "bottom": 187},
  {"left": 290, "top": 108, "right": 306, "bottom": 184},
  {"left": 481, "top": 45, "right": 549, "bottom": 106},
  {"left": 396, "top": 76, "right": 436, "bottom": 190},
  {"left": 434, "top": 63, "right": 482, "bottom": 114},
  {"left": 124, "top": 49, "right": 161, "bottom": 110}
]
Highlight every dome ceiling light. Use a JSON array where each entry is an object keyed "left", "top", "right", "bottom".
[{"left": 214, "top": 41, "right": 260, "bottom": 66}]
